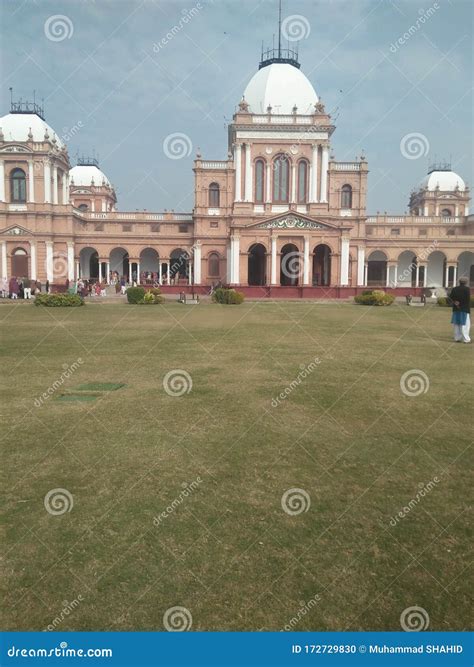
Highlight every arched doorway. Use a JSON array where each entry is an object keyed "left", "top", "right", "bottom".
[
  {"left": 11, "top": 247, "right": 28, "bottom": 278},
  {"left": 397, "top": 250, "right": 417, "bottom": 287},
  {"left": 79, "top": 247, "right": 99, "bottom": 279},
  {"left": 140, "top": 248, "right": 159, "bottom": 283},
  {"left": 457, "top": 251, "right": 474, "bottom": 286},
  {"left": 426, "top": 251, "right": 446, "bottom": 287},
  {"left": 313, "top": 244, "right": 331, "bottom": 286},
  {"left": 280, "top": 243, "right": 300, "bottom": 286},
  {"left": 110, "top": 247, "right": 129, "bottom": 279},
  {"left": 170, "top": 248, "right": 189, "bottom": 283},
  {"left": 367, "top": 250, "right": 387, "bottom": 286},
  {"left": 248, "top": 243, "right": 266, "bottom": 286}
]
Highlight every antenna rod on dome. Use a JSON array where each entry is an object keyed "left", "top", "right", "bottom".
[
  {"left": 9, "top": 87, "right": 13, "bottom": 107},
  {"left": 278, "top": 0, "right": 282, "bottom": 58}
]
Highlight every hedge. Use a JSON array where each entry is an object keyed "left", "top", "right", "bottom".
[
  {"left": 34, "top": 293, "right": 84, "bottom": 307},
  {"left": 126, "top": 287, "right": 146, "bottom": 304},
  {"left": 212, "top": 288, "right": 245, "bottom": 305},
  {"left": 140, "top": 288, "right": 165, "bottom": 305},
  {"left": 354, "top": 290, "right": 394, "bottom": 306},
  {"left": 438, "top": 295, "right": 474, "bottom": 307}
]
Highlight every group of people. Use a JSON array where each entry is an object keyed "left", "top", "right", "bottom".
[{"left": 1, "top": 277, "right": 49, "bottom": 299}]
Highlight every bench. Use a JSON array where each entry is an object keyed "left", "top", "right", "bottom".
[{"left": 178, "top": 292, "right": 200, "bottom": 305}]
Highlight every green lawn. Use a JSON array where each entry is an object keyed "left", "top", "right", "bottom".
[{"left": 1, "top": 300, "right": 472, "bottom": 632}]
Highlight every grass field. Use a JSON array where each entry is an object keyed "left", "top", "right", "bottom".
[{"left": 1, "top": 299, "right": 472, "bottom": 632}]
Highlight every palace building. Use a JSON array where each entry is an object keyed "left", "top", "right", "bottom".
[{"left": 0, "top": 42, "right": 473, "bottom": 297}]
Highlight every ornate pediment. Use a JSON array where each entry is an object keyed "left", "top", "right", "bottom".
[
  {"left": 0, "top": 145, "right": 30, "bottom": 153},
  {"left": 255, "top": 214, "right": 328, "bottom": 230},
  {"left": 72, "top": 188, "right": 92, "bottom": 194},
  {"left": 2, "top": 226, "right": 32, "bottom": 236}
]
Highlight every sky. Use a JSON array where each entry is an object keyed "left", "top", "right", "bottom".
[{"left": 1, "top": 0, "right": 472, "bottom": 214}]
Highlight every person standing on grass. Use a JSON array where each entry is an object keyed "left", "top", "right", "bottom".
[
  {"left": 449, "top": 276, "right": 471, "bottom": 344},
  {"left": 9, "top": 277, "right": 19, "bottom": 299},
  {"left": 1, "top": 277, "right": 8, "bottom": 298},
  {"left": 23, "top": 276, "right": 32, "bottom": 299}
]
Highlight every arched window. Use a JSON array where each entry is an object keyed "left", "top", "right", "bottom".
[
  {"left": 255, "top": 159, "right": 265, "bottom": 203},
  {"left": 209, "top": 182, "right": 220, "bottom": 207},
  {"left": 341, "top": 184, "right": 352, "bottom": 209},
  {"left": 273, "top": 155, "right": 290, "bottom": 203},
  {"left": 208, "top": 252, "right": 220, "bottom": 277},
  {"left": 78, "top": 204, "right": 88, "bottom": 211},
  {"left": 297, "top": 161, "right": 308, "bottom": 203},
  {"left": 11, "top": 169, "right": 26, "bottom": 203},
  {"left": 441, "top": 208, "right": 451, "bottom": 217}
]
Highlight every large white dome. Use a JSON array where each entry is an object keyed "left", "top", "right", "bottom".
[
  {"left": 419, "top": 170, "right": 466, "bottom": 192},
  {"left": 69, "top": 165, "right": 111, "bottom": 187},
  {"left": 0, "top": 112, "right": 65, "bottom": 148},
  {"left": 243, "top": 63, "right": 318, "bottom": 115}
]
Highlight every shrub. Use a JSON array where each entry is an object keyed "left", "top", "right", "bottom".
[
  {"left": 126, "top": 287, "right": 145, "bottom": 304},
  {"left": 139, "top": 289, "right": 165, "bottom": 305},
  {"left": 437, "top": 297, "right": 449, "bottom": 307},
  {"left": 34, "top": 293, "right": 84, "bottom": 307},
  {"left": 212, "top": 288, "right": 245, "bottom": 305},
  {"left": 354, "top": 290, "right": 394, "bottom": 306}
]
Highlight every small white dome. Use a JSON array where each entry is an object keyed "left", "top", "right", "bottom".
[
  {"left": 419, "top": 170, "right": 466, "bottom": 192},
  {"left": 69, "top": 165, "right": 111, "bottom": 187},
  {"left": 243, "top": 63, "right": 318, "bottom": 115},
  {"left": 0, "top": 112, "right": 64, "bottom": 148}
]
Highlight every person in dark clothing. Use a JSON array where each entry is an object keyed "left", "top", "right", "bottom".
[
  {"left": 449, "top": 277, "right": 471, "bottom": 343},
  {"left": 45, "top": 280, "right": 50, "bottom": 294}
]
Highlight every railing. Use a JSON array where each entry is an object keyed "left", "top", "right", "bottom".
[
  {"left": 252, "top": 115, "right": 313, "bottom": 124},
  {"left": 83, "top": 212, "right": 187, "bottom": 222},
  {"left": 366, "top": 215, "right": 463, "bottom": 224},
  {"left": 332, "top": 163, "right": 361, "bottom": 171},
  {"left": 200, "top": 161, "right": 228, "bottom": 169}
]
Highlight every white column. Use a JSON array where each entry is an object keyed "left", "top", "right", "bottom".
[
  {"left": 234, "top": 144, "right": 242, "bottom": 202},
  {"left": 320, "top": 145, "right": 329, "bottom": 203},
  {"left": 194, "top": 243, "right": 202, "bottom": 284},
  {"left": 188, "top": 263, "right": 192, "bottom": 286},
  {"left": 265, "top": 162, "right": 271, "bottom": 204},
  {"left": 244, "top": 144, "right": 252, "bottom": 202},
  {"left": 75, "top": 260, "right": 80, "bottom": 280},
  {"left": 226, "top": 244, "right": 232, "bottom": 283},
  {"left": 159, "top": 260, "right": 163, "bottom": 285},
  {"left": 62, "top": 173, "right": 69, "bottom": 205},
  {"left": 444, "top": 263, "right": 449, "bottom": 288},
  {"left": 453, "top": 264, "right": 457, "bottom": 285},
  {"left": 231, "top": 236, "right": 240, "bottom": 284},
  {"left": 303, "top": 237, "right": 310, "bottom": 285},
  {"left": 385, "top": 264, "right": 391, "bottom": 287},
  {"left": 28, "top": 160, "right": 35, "bottom": 203},
  {"left": 2, "top": 241, "right": 8, "bottom": 280},
  {"left": 290, "top": 162, "right": 297, "bottom": 204},
  {"left": 0, "top": 160, "right": 5, "bottom": 202},
  {"left": 98, "top": 260, "right": 103, "bottom": 283},
  {"left": 415, "top": 264, "right": 420, "bottom": 287},
  {"left": 423, "top": 266, "right": 427, "bottom": 288},
  {"left": 357, "top": 247, "right": 365, "bottom": 286},
  {"left": 165, "top": 262, "right": 170, "bottom": 285},
  {"left": 91, "top": 199, "right": 95, "bottom": 212},
  {"left": 454, "top": 204, "right": 459, "bottom": 217},
  {"left": 102, "top": 199, "right": 107, "bottom": 212},
  {"left": 67, "top": 243, "right": 74, "bottom": 281},
  {"left": 44, "top": 161, "right": 51, "bottom": 203},
  {"left": 105, "top": 261, "right": 110, "bottom": 283},
  {"left": 271, "top": 237, "right": 277, "bottom": 285},
  {"left": 45, "top": 241, "right": 54, "bottom": 283},
  {"left": 309, "top": 144, "right": 318, "bottom": 203},
  {"left": 340, "top": 237, "right": 350, "bottom": 286},
  {"left": 136, "top": 262, "right": 140, "bottom": 283},
  {"left": 391, "top": 265, "right": 398, "bottom": 287},
  {"left": 128, "top": 262, "right": 132, "bottom": 283},
  {"left": 52, "top": 165, "right": 58, "bottom": 205},
  {"left": 435, "top": 204, "right": 439, "bottom": 216},
  {"left": 364, "top": 263, "right": 368, "bottom": 287},
  {"left": 30, "top": 243, "right": 37, "bottom": 281}
]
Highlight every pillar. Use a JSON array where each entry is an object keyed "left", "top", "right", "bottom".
[
  {"left": 271, "top": 236, "right": 277, "bottom": 285},
  {"left": 340, "top": 237, "right": 350, "bottom": 286},
  {"left": 194, "top": 242, "right": 202, "bottom": 284},
  {"left": 28, "top": 160, "right": 35, "bottom": 203},
  {"left": 67, "top": 243, "right": 74, "bottom": 281},
  {"left": 423, "top": 205, "right": 428, "bottom": 216},
  {"left": 422, "top": 265, "right": 427, "bottom": 288},
  {"left": 291, "top": 162, "right": 297, "bottom": 204},
  {"left": 453, "top": 264, "right": 457, "bottom": 285},
  {"left": 75, "top": 260, "right": 80, "bottom": 280},
  {"left": 136, "top": 262, "right": 140, "bottom": 284},
  {"left": 0, "top": 160, "right": 5, "bottom": 202},
  {"left": 364, "top": 263, "right": 368, "bottom": 287},
  {"left": 52, "top": 165, "right": 58, "bottom": 205},
  {"left": 454, "top": 205, "right": 459, "bottom": 217},
  {"left": 98, "top": 261, "right": 103, "bottom": 283},
  {"left": 159, "top": 260, "right": 163, "bottom": 285},
  {"left": 231, "top": 236, "right": 240, "bottom": 284},
  {"left": 303, "top": 237, "right": 310, "bottom": 285},
  {"left": 320, "top": 145, "right": 329, "bottom": 203},
  {"left": 45, "top": 241, "right": 54, "bottom": 283},
  {"left": 102, "top": 199, "right": 107, "bottom": 212},
  {"left": 357, "top": 247, "right": 365, "bottom": 286},
  {"left": 62, "top": 173, "right": 69, "bottom": 205},
  {"left": 244, "top": 144, "right": 252, "bottom": 202},
  {"left": 91, "top": 199, "right": 95, "bottom": 212},
  {"left": 309, "top": 144, "right": 318, "bottom": 203},
  {"left": 265, "top": 162, "right": 271, "bottom": 203},
  {"left": 415, "top": 263, "right": 420, "bottom": 287},
  {"left": 128, "top": 262, "right": 132, "bottom": 283},
  {"left": 385, "top": 263, "right": 391, "bottom": 287},
  {"left": 444, "top": 263, "right": 449, "bottom": 288},
  {"left": 234, "top": 143, "right": 242, "bottom": 202},
  {"left": 44, "top": 161, "right": 51, "bottom": 203},
  {"left": 106, "top": 261, "right": 110, "bottom": 283},
  {"left": 2, "top": 241, "right": 7, "bottom": 280},
  {"left": 390, "top": 263, "right": 397, "bottom": 287},
  {"left": 30, "top": 243, "right": 37, "bottom": 281}
]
